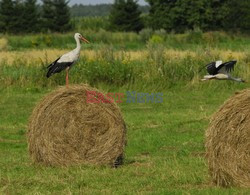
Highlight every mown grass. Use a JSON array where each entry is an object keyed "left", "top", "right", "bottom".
[
  {"left": 1, "top": 83, "right": 250, "bottom": 194},
  {"left": 0, "top": 31, "right": 250, "bottom": 193}
]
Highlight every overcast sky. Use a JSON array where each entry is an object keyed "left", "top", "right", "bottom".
[{"left": 64, "top": 0, "right": 148, "bottom": 6}]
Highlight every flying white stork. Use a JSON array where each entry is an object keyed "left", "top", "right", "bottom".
[
  {"left": 46, "top": 33, "right": 90, "bottom": 86},
  {"left": 201, "top": 60, "right": 245, "bottom": 82}
]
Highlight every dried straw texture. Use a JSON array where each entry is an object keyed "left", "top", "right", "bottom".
[
  {"left": 205, "top": 89, "right": 250, "bottom": 187},
  {"left": 27, "top": 84, "right": 126, "bottom": 167}
]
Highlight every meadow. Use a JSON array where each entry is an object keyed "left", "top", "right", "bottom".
[{"left": 0, "top": 29, "right": 250, "bottom": 194}]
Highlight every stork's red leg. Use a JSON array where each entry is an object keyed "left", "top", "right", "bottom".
[{"left": 66, "top": 67, "right": 69, "bottom": 87}]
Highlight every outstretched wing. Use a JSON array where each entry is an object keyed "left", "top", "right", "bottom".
[
  {"left": 218, "top": 60, "right": 237, "bottom": 74},
  {"left": 206, "top": 60, "right": 223, "bottom": 75}
]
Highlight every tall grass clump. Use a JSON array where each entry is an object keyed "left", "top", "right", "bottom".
[
  {"left": 234, "top": 55, "right": 250, "bottom": 81},
  {"left": 142, "top": 44, "right": 208, "bottom": 86},
  {"left": 76, "top": 58, "right": 133, "bottom": 87},
  {"left": 202, "top": 31, "right": 230, "bottom": 46},
  {"left": 0, "top": 37, "right": 8, "bottom": 51},
  {"left": 1, "top": 45, "right": 249, "bottom": 89},
  {"left": 0, "top": 56, "right": 71, "bottom": 88},
  {"left": 186, "top": 30, "right": 204, "bottom": 44},
  {"left": 139, "top": 28, "right": 153, "bottom": 42},
  {"left": 77, "top": 46, "right": 133, "bottom": 86},
  {"left": 0, "top": 46, "right": 134, "bottom": 88}
]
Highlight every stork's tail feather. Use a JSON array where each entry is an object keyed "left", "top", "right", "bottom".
[
  {"left": 46, "top": 61, "right": 73, "bottom": 78},
  {"left": 46, "top": 58, "right": 60, "bottom": 78},
  {"left": 46, "top": 63, "right": 56, "bottom": 78},
  {"left": 46, "top": 68, "right": 54, "bottom": 78},
  {"left": 47, "top": 63, "right": 53, "bottom": 69}
]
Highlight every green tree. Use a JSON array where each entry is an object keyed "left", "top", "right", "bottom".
[
  {"left": 223, "top": 0, "right": 250, "bottom": 31},
  {"left": 53, "top": 0, "right": 72, "bottom": 32},
  {"left": 146, "top": 0, "right": 176, "bottom": 31},
  {"left": 109, "top": 0, "right": 144, "bottom": 32},
  {"left": 146, "top": 0, "right": 212, "bottom": 32},
  {"left": 9, "top": 0, "right": 25, "bottom": 33},
  {"left": 172, "top": 0, "right": 212, "bottom": 32},
  {"left": 209, "top": 0, "right": 229, "bottom": 30},
  {"left": 23, "top": 0, "right": 39, "bottom": 32},
  {"left": 41, "top": 0, "right": 55, "bottom": 32},
  {"left": 146, "top": 0, "right": 250, "bottom": 32},
  {"left": 0, "top": 0, "right": 14, "bottom": 32}
]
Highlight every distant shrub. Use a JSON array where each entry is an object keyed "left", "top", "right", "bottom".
[
  {"left": 80, "top": 59, "right": 133, "bottom": 86},
  {"left": 139, "top": 28, "right": 153, "bottom": 42},
  {"left": 203, "top": 31, "right": 230, "bottom": 45},
  {"left": 148, "top": 34, "right": 165, "bottom": 44},
  {"left": 154, "top": 29, "right": 167, "bottom": 37},
  {"left": 79, "top": 46, "right": 133, "bottom": 86},
  {"left": 186, "top": 30, "right": 204, "bottom": 44}
]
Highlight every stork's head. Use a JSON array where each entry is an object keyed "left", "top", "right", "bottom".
[{"left": 75, "top": 33, "right": 90, "bottom": 43}]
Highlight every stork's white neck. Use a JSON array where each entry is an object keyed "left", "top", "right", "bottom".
[{"left": 75, "top": 36, "right": 81, "bottom": 50}]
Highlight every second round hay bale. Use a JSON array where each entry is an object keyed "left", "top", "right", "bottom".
[
  {"left": 27, "top": 84, "right": 126, "bottom": 167},
  {"left": 205, "top": 89, "right": 250, "bottom": 187}
]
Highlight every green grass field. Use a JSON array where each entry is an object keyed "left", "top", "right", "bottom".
[
  {"left": 1, "top": 84, "right": 250, "bottom": 194},
  {"left": 0, "top": 31, "right": 250, "bottom": 194}
]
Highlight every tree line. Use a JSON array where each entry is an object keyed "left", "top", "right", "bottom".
[
  {"left": 0, "top": 0, "right": 249, "bottom": 34},
  {"left": 0, "top": 0, "right": 71, "bottom": 33},
  {"left": 145, "top": 0, "right": 250, "bottom": 33},
  {"left": 110, "top": 0, "right": 250, "bottom": 33},
  {"left": 70, "top": 3, "right": 149, "bottom": 17}
]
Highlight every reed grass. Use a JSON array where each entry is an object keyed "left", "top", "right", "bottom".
[
  {"left": 0, "top": 48, "right": 247, "bottom": 65},
  {"left": 0, "top": 45, "right": 249, "bottom": 89}
]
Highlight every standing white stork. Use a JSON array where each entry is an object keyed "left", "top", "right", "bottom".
[
  {"left": 46, "top": 33, "right": 90, "bottom": 86},
  {"left": 201, "top": 60, "right": 245, "bottom": 82}
]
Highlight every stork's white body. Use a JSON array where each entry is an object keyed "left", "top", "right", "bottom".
[
  {"left": 201, "top": 73, "right": 229, "bottom": 81},
  {"left": 57, "top": 34, "right": 81, "bottom": 65}
]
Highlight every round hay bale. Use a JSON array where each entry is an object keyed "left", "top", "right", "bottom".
[
  {"left": 27, "top": 84, "right": 126, "bottom": 167},
  {"left": 205, "top": 89, "right": 250, "bottom": 187}
]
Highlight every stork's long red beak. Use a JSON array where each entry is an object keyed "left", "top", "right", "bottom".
[{"left": 80, "top": 36, "right": 90, "bottom": 43}]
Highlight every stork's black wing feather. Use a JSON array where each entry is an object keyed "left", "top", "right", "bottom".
[
  {"left": 225, "top": 60, "right": 237, "bottom": 73},
  {"left": 217, "top": 60, "right": 237, "bottom": 74},
  {"left": 206, "top": 61, "right": 218, "bottom": 75},
  {"left": 47, "top": 57, "right": 60, "bottom": 69},
  {"left": 46, "top": 58, "right": 73, "bottom": 78}
]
